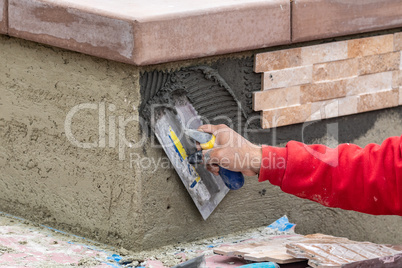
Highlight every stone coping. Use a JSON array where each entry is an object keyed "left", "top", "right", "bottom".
[{"left": 0, "top": 0, "right": 401, "bottom": 66}]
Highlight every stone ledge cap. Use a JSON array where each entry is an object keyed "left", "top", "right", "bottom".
[{"left": 6, "top": 0, "right": 291, "bottom": 65}]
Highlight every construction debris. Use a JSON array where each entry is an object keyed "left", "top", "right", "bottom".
[{"left": 286, "top": 234, "right": 402, "bottom": 268}]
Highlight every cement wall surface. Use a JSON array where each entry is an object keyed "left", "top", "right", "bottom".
[{"left": 1, "top": 35, "right": 402, "bottom": 251}]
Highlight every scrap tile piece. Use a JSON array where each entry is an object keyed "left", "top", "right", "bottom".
[
  {"left": 286, "top": 234, "right": 402, "bottom": 268},
  {"left": 214, "top": 235, "right": 306, "bottom": 264}
]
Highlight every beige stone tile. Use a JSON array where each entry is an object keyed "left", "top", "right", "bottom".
[
  {"left": 392, "top": 70, "right": 402, "bottom": 89},
  {"left": 253, "top": 86, "right": 300, "bottom": 111},
  {"left": 8, "top": 0, "right": 291, "bottom": 65},
  {"left": 395, "top": 32, "right": 402, "bottom": 51},
  {"left": 311, "top": 100, "right": 338, "bottom": 119},
  {"left": 301, "top": 41, "right": 348, "bottom": 65},
  {"left": 399, "top": 87, "right": 402, "bottom": 105},
  {"left": 255, "top": 48, "right": 301, "bottom": 73},
  {"left": 292, "top": 0, "right": 402, "bottom": 42},
  {"left": 338, "top": 96, "right": 358, "bottom": 117},
  {"left": 0, "top": 0, "right": 6, "bottom": 34},
  {"left": 348, "top": 35, "right": 394, "bottom": 58},
  {"left": 359, "top": 52, "right": 400, "bottom": 75},
  {"left": 261, "top": 103, "right": 315, "bottom": 128},
  {"left": 262, "top": 65, "right": 312, "bottom": 90},
  {"left": 313, "top": 58, "right": 358, "bottom": 82},
  {"left": 346, "top": 72, "right": 393, "bottom": 96},
  {"left": 400, "top": 51, "right": 402, "bottom": 70},
  {"left": 300, "top": 80, "right": 346, "bottom": 104},
  {"left": 357, "top": 89, "right": 399, "bottom": 113}
]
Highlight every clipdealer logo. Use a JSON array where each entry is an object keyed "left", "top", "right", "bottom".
[{"left": 64, "top": 102, "right": 147, "bottom": 160}]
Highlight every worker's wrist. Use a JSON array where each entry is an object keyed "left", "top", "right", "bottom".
[{"left": 250, "top": 145, "right": 262, "bottom": 174}]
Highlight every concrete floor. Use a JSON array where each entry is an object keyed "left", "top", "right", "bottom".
[
  {"left": 1, "top": 212, "right": 289, "bottom": 267},
  {"left": 0, "top": 212, "right": 131, "bottom": 267}
]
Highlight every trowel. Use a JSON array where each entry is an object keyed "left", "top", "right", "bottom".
[{"left": 149, "top": 91, "right": 229, "bottom": 219}]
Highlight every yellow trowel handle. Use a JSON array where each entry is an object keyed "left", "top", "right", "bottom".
[{"left": 200, "top": 134, "right": 216, "bottom": 150}]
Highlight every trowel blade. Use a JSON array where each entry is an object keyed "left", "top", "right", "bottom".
[{"left": 152, "top": 93, "right": 229, "bottom": 220}]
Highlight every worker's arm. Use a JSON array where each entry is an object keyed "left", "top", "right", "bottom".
[{"left": 198, "top": 124, "right": 402, "bottom": 216}]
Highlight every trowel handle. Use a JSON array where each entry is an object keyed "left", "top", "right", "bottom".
[{"left": 218, "top": 167, "right": 244, "bottom": 190}]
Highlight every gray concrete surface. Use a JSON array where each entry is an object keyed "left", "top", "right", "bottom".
[{"left": 1, "top": 35, "right": 401, "bottom": 251}]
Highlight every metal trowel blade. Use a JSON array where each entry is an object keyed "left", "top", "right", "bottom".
[{"left": 152, "top": 93, "right": 229, "bottom": 220}]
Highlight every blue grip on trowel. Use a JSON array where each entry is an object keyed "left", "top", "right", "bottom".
[{"left": 219, "top": 167, "right": 244, "bottom": 190}]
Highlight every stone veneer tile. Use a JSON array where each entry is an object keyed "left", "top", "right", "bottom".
[
  {"left": 301, "top": 41, "right": 348, "bottom": 66},
  {"left": 313, "top": 58, "right": 358, "bottom": 82},
  {"left": 300, "top": 80, "right": 346, "bottom": 104},
  {"left": 359, "top": 52, "right": 401, "bottom": 76},
  {"left": 357, "top": 89, "right": 399, "bottom": 113},
  {"left": 253, "top": 86, "right": 300, "bottom": 111},
  {"left": 393, "top": 70, "right": 402, "bottom": 89},
  {"left": 346, "top": 72, "right": 393, "bottom": 96},
  {"left": 395, "top": 32, "right": 402, "bottom": 51},
  {"left": 8, "top": 0, "right": 291, "bottom": 66},
  {"left": 292, "top": 0, "right": 402, "bottom": 42},
  {"left": 400, "top": 51, "right": 402, "bottom": 70},
  {"left": 348, "top": 35, "right": 394, "bottom": 58},
  {"left": 311, "top": 99, "right": 339, "bottom": 119},
  {"left": 0, "top": 0, "right": 6, "bottom": 34},
  {"left": 262, "top": 65, "right": 312, "bottom": 90},
  {"left": 261, "top": 103, "right": 314, "bottom": 128},
  {"left": 338, "top": 96, "right": 358, "bottom": 117},
  {"left": 254, "top": 48, "right": 301, "bottom": 73},
  {"left": 399, "top": 87, "right": 402, "bottom": 105}
]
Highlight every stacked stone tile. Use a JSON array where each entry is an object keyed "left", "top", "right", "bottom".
[{"left": 254, "top": 33, "right": 402, "bottom": 129}]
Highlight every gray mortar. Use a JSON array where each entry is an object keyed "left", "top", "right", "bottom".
[
  {"left": 140, "top": 55, "right": 402, "bottom": 247},
  {"left": 1, "top": 32, "right": 402, "bottom": 253}
]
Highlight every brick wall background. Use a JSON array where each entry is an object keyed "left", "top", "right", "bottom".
[{"left": 254, "top": 33, "right": 402, "bottom": 129}]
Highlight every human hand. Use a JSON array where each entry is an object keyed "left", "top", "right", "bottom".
[{"left": 197, "top": 124, "right": 262, "bottom": 176}]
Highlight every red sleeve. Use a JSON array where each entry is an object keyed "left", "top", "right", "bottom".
[{"left": 258, "top": 136, "right": 402, "bottom": 216}]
